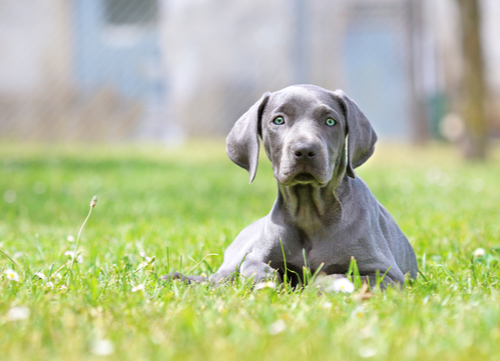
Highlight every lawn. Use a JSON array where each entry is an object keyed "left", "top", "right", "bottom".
[{"left": 0, "top": 141, "right": 499, "bottom": 361}]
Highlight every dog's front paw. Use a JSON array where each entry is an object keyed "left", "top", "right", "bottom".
[{"left": 161, "top": 272, "right": 206, "bottom": 284}]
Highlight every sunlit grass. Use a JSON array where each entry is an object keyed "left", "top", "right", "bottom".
[{"left": 0, "top": 141, "right": 499, "bottom": 361}]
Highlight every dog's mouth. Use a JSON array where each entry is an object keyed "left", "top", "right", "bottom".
[
  {"left": 294, "top": 172, "right": 316, "bottom": 183},
  {"left": 287, "top": 172, "right": 324, "bottom": 186},
  {"left": 277, "top": 162, "right": 331, "bottom": 187}
]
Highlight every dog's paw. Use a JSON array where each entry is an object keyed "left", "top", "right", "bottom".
[{"left": 161, "top": 272, "right": 206, "bottom": 284}]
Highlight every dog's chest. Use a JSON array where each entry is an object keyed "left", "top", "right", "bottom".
[{"left": 282, "top": 232, "right": 351, "bottom": 273}]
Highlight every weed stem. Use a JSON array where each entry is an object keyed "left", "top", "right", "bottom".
[
  {"left": 0, "top": 248, "right": 21, "bottom": 270},
  {"left": 67, "top": 196, "right": 97, "bottom": 287}
]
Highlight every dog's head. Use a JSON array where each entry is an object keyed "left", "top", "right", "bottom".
[{"left": 226, "top": 84, "right": 377, "bottom": 186}]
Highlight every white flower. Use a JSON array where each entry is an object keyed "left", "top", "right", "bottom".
[
  {"left": 255, "top": 281, "right": 277, "bottom": 290},
  {"left": 90, "top": 339, "right": 114, "bottom": 356},
  {"left": 331, "top": 277, "right": 355, "bottom": 294},
  {"left": 269, "top": 320, "right": 286, "bottom": 335},
  {"left": 6, "top": 306, "right": 30, "bottom": 321},
  {"left": 319, "top": 276, "right": 355, "bottom": 294},
  {"left": 35, "top": 272, "right": 47, "bottom": 280},
  {"left": 64, "top": 251, "right": 75, "bottom": 258},
  {"left": 473, "top": 248, "right": 486, "bottom": 258},
  {"left": 131, "top": 284, "right": 145, "bottom": 292},
  {"left": 67, "top": 235, "right": 75, "bottom": 242},
  {"left": 322, "top": 302, "right": 333, "bottom": 310},
  {"left": 59, "top": 285, "right": 68, "bottom": 290},
  {"left": 4, "top": 269, "right": 20, "bottom": 282},
  {"left": 352, "top": 305, "right": 365, "bottom": 318},
  {"left": 65, "top": 251, "right": 83, "bottom": 263},
  {"left": 46, "top": 282, "right": 55, "bottom": 289},
  {"left": 139, "top": 252, "right": 153, "bottom": 263}
]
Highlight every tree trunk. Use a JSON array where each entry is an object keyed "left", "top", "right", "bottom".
[{"left": 456, "top": 0, "right": 488, "bottom": 159}]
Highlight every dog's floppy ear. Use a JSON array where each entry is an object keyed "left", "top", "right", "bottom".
[
  {"left": 333, "top": 90, "right": 377, "bottom": 179},
  {"left": 226, "top": 92, "right": 270, "bottom": 183}
]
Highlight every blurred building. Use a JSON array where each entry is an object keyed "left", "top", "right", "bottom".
[
  {"left": 161, "top": 0, "right": 413, "bottom": 139},
  {"left": 0, "top": 0, "right": 499, "bottom": 142}
]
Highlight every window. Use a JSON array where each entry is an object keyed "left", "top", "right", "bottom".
[{"left": 104, "top": 0, "right": 158, "bottom": 25}]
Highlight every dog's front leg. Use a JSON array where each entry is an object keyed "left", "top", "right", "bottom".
[
  {"left": 239, "top": 257, "right": 282, "bottom": 284},
  {"left": 162, "top": 272, "right": 207, "bottom": 284},
  {"left": 164, "top": 257, "right": 281, "bottom": 285}
]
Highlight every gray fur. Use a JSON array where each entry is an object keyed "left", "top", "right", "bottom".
[{"left": 166, "top": 84, "right": 418, "bottom": 288}]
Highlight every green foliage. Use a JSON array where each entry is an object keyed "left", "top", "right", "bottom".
[{"left": 0, "top": 142, "right": 499, "bottom": 360}]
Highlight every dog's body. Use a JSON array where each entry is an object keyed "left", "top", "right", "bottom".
[{"left": 169, "top": 85, "right": 418, "bottom": 287}]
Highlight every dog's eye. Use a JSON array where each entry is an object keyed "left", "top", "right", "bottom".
[
  {"left": 325, "top": 118, "right": 336, "bottom": 126},
  {"left": 273, "top": 116, "right": 285, "bottom": 125}
]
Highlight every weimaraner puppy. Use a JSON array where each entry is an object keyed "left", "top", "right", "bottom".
[{"left": 167, "top": 84, "right": 418, "bottom": 288}]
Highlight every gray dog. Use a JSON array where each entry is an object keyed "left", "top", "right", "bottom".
[{"left": 168, "top": 84, "right": 418, "bottom": 288}]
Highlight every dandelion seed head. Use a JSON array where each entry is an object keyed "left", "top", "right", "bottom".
[{"left": 90, "top": 196, "right": 98, "bottom": 208}]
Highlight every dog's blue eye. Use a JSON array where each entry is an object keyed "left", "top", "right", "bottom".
[
  {"left": 273, "top": 116, "right": 285, "bottom": 125},
  {"left": 325, "top": 118, "right": 336, "bottom": 126}
]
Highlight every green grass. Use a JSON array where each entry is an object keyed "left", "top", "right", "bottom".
[{"left": 1, "top": 141, "right": 499, "bottom": 361}]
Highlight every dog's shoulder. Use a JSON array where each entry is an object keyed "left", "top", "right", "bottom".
[{"left": 339, "top": 175, "right": 380, "bottom": 209}]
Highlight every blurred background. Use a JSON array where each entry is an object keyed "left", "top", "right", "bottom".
[{"left": 0, "top": 0, "right": 497, "bottom": 158}]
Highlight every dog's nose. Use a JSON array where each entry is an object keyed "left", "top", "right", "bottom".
[{"left": 292, "top": 143, "right": 317, "bottom": 159}]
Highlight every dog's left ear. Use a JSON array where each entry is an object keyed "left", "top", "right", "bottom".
[
  {"left": 333, "top": 90, "right": 377, "bottom": 179},
  {"left": 226, "top": 92, "right": 270, "bottom": 183}
]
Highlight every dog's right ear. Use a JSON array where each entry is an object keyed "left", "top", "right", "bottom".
[{"left": 226, "top": 92, "right": 270, "bottom": 183}]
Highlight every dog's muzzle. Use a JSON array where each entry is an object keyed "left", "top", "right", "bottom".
[{"left": 276, "top": 142, "right": 331, "bottom": 186}]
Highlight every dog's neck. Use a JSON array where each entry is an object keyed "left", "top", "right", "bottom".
[
  {"left": 274, "top": 177, "right": 348, "bottom": 232},
  {"left": 273, "top": 152, "right": 350, "bottom": 233}
]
